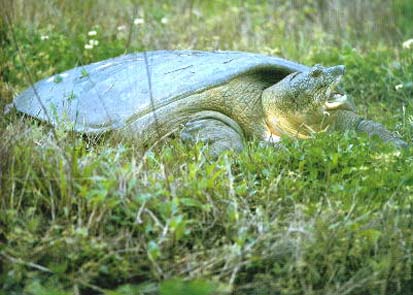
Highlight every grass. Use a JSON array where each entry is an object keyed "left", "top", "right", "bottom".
[{"left": 1, "top": 0, "right": 413, "bottom": 294}]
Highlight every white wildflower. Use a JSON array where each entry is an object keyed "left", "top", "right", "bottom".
[
  {"left": 88, "top": 30, "right": 97, "bottom": 36},
  {"left": 402, "top": 38, "right": 413, "bottom": 49},
  {"left": 117, "top": 25, "right": 126, "bottom": 31},
  {"left": 134, "top": 18, "right": 144, "bottom": 25},
  {"left": 84, "top": 44, "right": 93, "bottom": 50},
  {"left": 192, "top": 9, "right": 202, "bottom": 18},
  {"left": 40, "top": 35, "right": 49, "bottom": 41},
  {"left": 161, "top": 17, "right": 168, "bottom": 24},
  {"left": 88, "top": 39, "right": 99, "bottom": 46},
  {"left": 395, "top": 84, "right": 403, "bottom": 91}
]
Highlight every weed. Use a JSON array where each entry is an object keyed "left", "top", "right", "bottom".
[{"left": 1, "top": 1, "right": 413, "bottom": 294}]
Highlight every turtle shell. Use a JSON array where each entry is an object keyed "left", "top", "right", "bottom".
[{"left": 14, "top": 50, "right": 309, "bottom": 133}]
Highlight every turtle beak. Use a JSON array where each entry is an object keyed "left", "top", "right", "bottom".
[
  {"left": 324, "top": 65, "right": 352, "bottom": 110},
  {"left": 325, "top": 93, "right": 351, "bottom": 110}
]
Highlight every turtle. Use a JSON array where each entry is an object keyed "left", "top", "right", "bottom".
[{"left": 13, "top": 50, "right": 407, "bottom": 155}]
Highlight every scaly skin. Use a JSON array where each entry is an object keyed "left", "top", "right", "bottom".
[
  {"left": 327, "top": 110, "right": 408, "bottom": 148},
  {"left": 124, "top": 73, "right": 271, "bottom": 148},
  {"left": 261, "top": 64, "right": 407, "bottom": 148}
]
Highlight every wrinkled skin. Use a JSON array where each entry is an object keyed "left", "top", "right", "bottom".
[
  {"left": 262, "top": 64, "right": 353, "bottom": 139},
  {"left": 180, "top": 64, "right": 407, "bottom": 156},
  {"left": 261, "top": 65, "right": 407, "bottom": 149}
]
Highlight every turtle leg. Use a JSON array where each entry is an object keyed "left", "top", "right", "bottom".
[
  {"left": 356, "top": 119, "right": 408, "bottom": 148},
  {"left": 180, "top": 118, "right": 245, "bottom": 157},
  {"left": 328, "top": 110, "right": 408, "bottom": 148}
]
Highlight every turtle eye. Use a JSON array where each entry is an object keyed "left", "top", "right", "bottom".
[{"left": 309, "top": 65, "right": 323, "bottom": 77}]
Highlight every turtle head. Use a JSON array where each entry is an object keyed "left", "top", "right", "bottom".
[{"left": 262, "top": 64, "right": 354, "bottom": 138}]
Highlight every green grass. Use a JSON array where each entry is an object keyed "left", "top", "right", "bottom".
[{"left": 1, "top": 1, "right": 413, "bottom": 294}]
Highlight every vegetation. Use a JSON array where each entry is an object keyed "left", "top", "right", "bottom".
[{"left": 1, "top": 0, "right": 413, "bottom": 294}]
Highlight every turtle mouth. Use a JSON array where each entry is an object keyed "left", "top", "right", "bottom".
[{"left": 324, "top": 76, "right": 351, "bottom": 110}]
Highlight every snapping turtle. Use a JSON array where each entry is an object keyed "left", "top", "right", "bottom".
[{"left": 14, "top": 50, "right": 407, "bottom": 154}]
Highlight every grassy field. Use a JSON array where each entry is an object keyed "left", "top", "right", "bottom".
[{"left": 1, "top": 0, "right": 413, "bottom": 294}]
